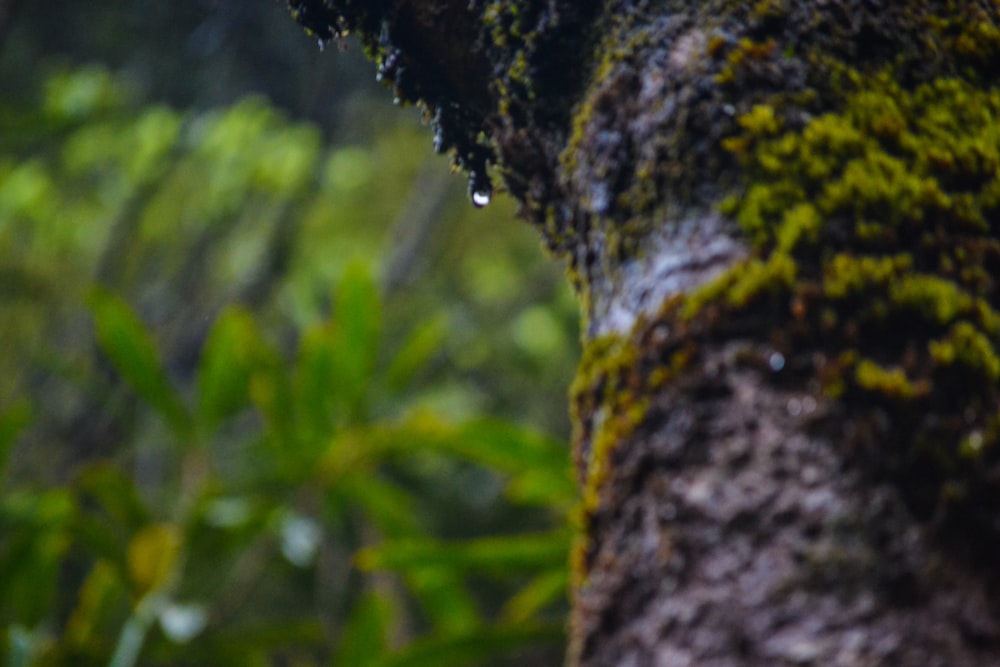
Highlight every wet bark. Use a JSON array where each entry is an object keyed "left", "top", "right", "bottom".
[{"left": 289, "top": 1, "right": 1000, "bottom": 665}]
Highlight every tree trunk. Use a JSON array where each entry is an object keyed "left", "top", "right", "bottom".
[{"left": 289, "top": 1, "right": 1000, "bottom": 664}]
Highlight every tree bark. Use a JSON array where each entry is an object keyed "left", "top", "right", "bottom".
[{"left": 290, "top": 1, "right": 1000, "bottom": 664}]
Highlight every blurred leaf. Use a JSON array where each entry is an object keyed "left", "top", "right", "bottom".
[
  {"left": 332, "top": 260, "right": 382, "bottom": 417},
  {"left": 196, "top": 619, "right": 326, "bottom": 659},
  {"left": 250, "top": 361, "right": 301, "bottom": 473},
  {"left": 127, "top": 523, "right": 182, "bottom": 598},
  {"left": 452, "top": 419, "right": 569, "bottom": 477},
  {"left": 357, "top": 531, "right": 570, "bottom": 576},
  {"left": 75, "top": 463, "right": 151, "bottom": 532},
  {"left": 505, "top": 467, "right": 577, "bottom": 508},
  {"left": 499, "top": 569, "right": 568, "bottom": 624},
  {"left": 43, "top": 65, "right": 127, "bottom": 121},
  {"left": 339, "top": 473, "right": 422, "bottom": 537},
  {"left": 88, "top": 288, "right": 191, "bottom": 437},
  {"left": 0, "top": 400, "right": 32, "bottom": 476},
  {"left": 359, "top": 413, "right": 575, "bottom": 508},
  {"left": 295, "top": 321, "right": 345, "bottom": 440},
  {"left": 385, "top": 313, "right": 447, "bottom": 394},
  {"left": 404, "top": 568, "right": 480, "bottom": 634},
  {"left": 377, "top": 623, "right": 564, "bottom": 667},
  {"left": 331, "top": 592, "right": 395, "bottom": 667},
  {"left": 65, "top": 560, "right": 129, "bottom": 654},
  {"left": 196, "top": 306, "right": 265, "bottom": 431},
  {"left": 0, "top": 489, "right": 74, "bottom": 625},
  {"left": 512, "top": 305, "right": 566, "bottom": 361}
]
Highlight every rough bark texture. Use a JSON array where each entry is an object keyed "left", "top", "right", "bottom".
[{"left": 289, "top": 1, "right": 1000, "bottom": 665}]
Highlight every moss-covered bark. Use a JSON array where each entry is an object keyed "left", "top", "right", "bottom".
[{"left": 290, "top": 1, "right": 1000, "bottom": 664}]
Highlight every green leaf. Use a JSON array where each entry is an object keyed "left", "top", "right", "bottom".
[
  {"left": 376, "top": 623, "right": 564, "bottom": 667},
  {"left": 196, "top": 307, "right": 264, "bottom": 431},
  {"left": 331, "top": 260, "right": 382, "bottom": 417},
  {"left": 500, "top": 569, "right": 568, "bottom": 623},
  {"left": 87, "top": 288, "right": 191, "bottom": 437},
  {"left": 250, "top": 362, "right": 302, "bottom": 474},
  {"left": 381, "top": 414, "right": 575, "bottom": 508},
  {"left": 75, "top": 463, "right": 151, "bottom": 531},
  {"left": 0, "top": 400, "right": 32, "bottom": 476},
  {"left": 385, "top": 314, "right": 447, "bottom": 394},
  {"left": 0, "top": 489, "right": 75, "bottom": 625},
  {"left": 506, "top": 467, "right": 577, "bottom": 508},
  {"left": 331, "top": 592, "right": 395, "bottom": 667},
  {"left": 357, "top": 531, "right": 570, "bottom": 576},
  {"left": 294, "top": 321, "right": 345, "bottom": 439},
  {"left": 127, "top": 523, "right": 182, "bottom": 598},
  {"left": 64, "top": 560, "right": 129, "bottom": 654},
  {"left": 404, "top": 568, "right": 479, "bottom": 634},
  {"left": 453, "top": 419, "right": 569, "bottom": 476},
  {"left": 339, "top": 473, "right": 422, "bottom": 538}
]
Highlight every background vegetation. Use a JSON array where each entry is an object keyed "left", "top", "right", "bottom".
[{"left": 0, "top": 1, "right": 579, "bottom": 665}]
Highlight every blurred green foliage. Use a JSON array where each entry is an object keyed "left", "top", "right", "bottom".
[{"left": 0, "top": 59, "right": 579, "bottom": 666}]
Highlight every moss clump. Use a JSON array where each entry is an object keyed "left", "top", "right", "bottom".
[
  {"left": 569, "top": 321, "right": 697, "bottom": 589},
  {"left": 689, "top": 72, "right": 1000, "bottom": 549}
]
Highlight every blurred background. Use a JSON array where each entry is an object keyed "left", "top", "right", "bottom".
[{"left": 0, "top": 1, "right": 580, "bottom": 665}]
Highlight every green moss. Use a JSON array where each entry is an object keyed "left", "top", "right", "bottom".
[
  {"left": 822, "top": 254, "right": 911, "bottom": 299},
  {"left": 854, "top": 358, "right": 925, "bottom": 399},
  {"left": 679, "top": 70, "right": 1000, "bottom": 536},
  {"left": 569, "top": 323, "right": 696, "bottom": 587},
  {"left": 567, "top": 332, "right": 639, "bottom": 587},
  {"left": 929, "top": 321, "right": 1000, "bottom": 383},
  {"left": 569, "top": 333, "right": 640, "bottom": 503}
]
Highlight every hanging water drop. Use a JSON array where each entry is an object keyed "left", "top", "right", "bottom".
[
  {"left": 471, "top": 188, "right": 492, "bottom": 207},
  {"left": 468, "top": 170, "right": 492, "bottom": 208}
]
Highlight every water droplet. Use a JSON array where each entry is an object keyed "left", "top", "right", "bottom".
[
  {"left": 471, "top": 189, "right": 491, "bottom": 207},
  {"left": 769, "top": 352, "right": 785, "bottom": 372},
  {"left": 468, "top": 170, "right": 492, "bottom": 207},
  {"left": 317, "top": 38, "right": 326, "bottom": 52}
]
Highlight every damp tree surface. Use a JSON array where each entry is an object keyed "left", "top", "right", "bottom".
[{"left": 288, "top": 1, "right": 1000, "bottom": 665}]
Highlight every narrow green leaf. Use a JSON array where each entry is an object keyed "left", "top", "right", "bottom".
[
  {"left": 336, "top": 260, "right": 382, "bottom": 370},
  {"left": 357, "top": 531, "right": 570, "bottom": 576},
  {"left": 331, "top": 592, "right": 394, "bottom": 667},
  {"left": 500, "top": 569, "right": 568, "bottom": 624},
  {"left": 75, "top": 463, "right": 150, "bottom": 531},
  {"left": 64, "top": 560, "right": 129, "bottom": 655},
  {"left": 294, "top": 321, "right": 344, "bottom": 438},
  {"left": 0, "top": 400, "right": 32, "bottom": 476},
  {"left": 404, "top": 568, "right": 479, "bottom": 634},
  {"left": 87, "top": 288, "right": 191, "bottom": 437},
  {"left": 454, "top": 419, "right": 569, "bottom": 475},
  {"left": 250, "top": 364, "right": 303, "bottom": 474},
  {"left": 377, "top": 623, "right": 564, "bottom": 667},
  {"left": 331, "top": 260, "right": 382, "bottom": 417},
  {"left": 339, "top": 473, "right": 422, "bottom": 537},
  {"left": 506, "top": 468, "right": 577, "bottom": 509},
  {"left": 196, "top": 307, "right": 262, "bottom": 431},
  {"left": 0, "top": 489, "right": 75, "bottom": 625},
  {"left": 384, "top": 314, "right": 447, "bottom": 394}
]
